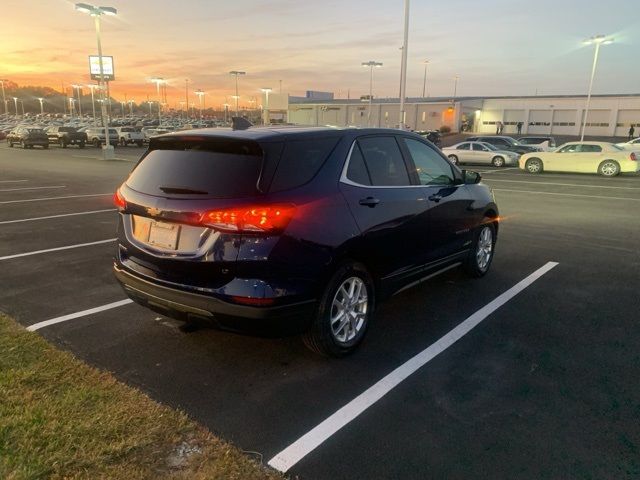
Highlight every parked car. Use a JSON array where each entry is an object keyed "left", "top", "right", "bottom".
[
  {"left": 520, "top": 141, "right": 639, "bottom": 176},
  {"left": 467, "top": 135, "right": 541, "bottom": 154},
  {"left": 115, "top": 126, "right": 145, "bottom": 147},
  {"left": 517, "top": 136, "right": 556, "bottom": 151},
  {"left": 442, "top": 141, "right": 519, "bottom": 167},
  {"left": 614, "top": 137, "right": 640, "bottom": 150},
  {"left": 113, "top": 127, "right": 499, "bottom": 356},
  {"left": 46, "top": 126, "right": 87, "bottom": 148},
  {"left": 83, "top": 127, "right": 119, "bottom": 147},
  {"left": 415, "top": 130, "right": 442, "bottom": 147},
  {"left": 6, "top": 127, "right": 49, "bottom": 149},
  {"left": 142, "top": 127, "right": 173, "bottom": 143}
]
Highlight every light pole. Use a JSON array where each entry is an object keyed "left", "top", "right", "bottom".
[
  {"left": 75, "top": 3, "right": 117, "bottom": 159},
  {"left": 195, "top": 89, "right": 204, "bottom": 120},
  {"left": 68, "top": 97, "right": 76, "bottom": 119},
  {"left": 398, "top": 0, "right": 410, "bottom": 130},
  {"left": 229, "top": 71, "right": 246, "bottom": 116},
  {"left": 452, "top": 75, "right": 459, "bottom": 102},
  {"left": 147, "top": 101, "right": 153, "bottom": 116},
  {"left": 261, "top": 87, "right": 272, "bottom": 125},
  {"left": 37, "top": 97, "right": 44, "bottom": 115},
  {"left": 150, "top": 77, "right": 165, "bottom": 126},
  {"left": 179, "top": 101, "right": 185, "bottom": 121},
  {"left": 223, "top": 102, "right": 229, "bottom": 124},
  {"left": 421, "top": 60, "right": 429, "bottom": 97},
  {"left": 86, "top": 84, "right": 99, "bottom": 125},
  {"left": 120, "top": 101, "right": 126, "bottom": 119},
  {"left": 128, "top": 99, "right": 134, "bottom": 116},
  {"left": 72, "top": 84, "right": 83, "bottom": 118},
  {"left": 0, "top": 79, "right": 8, "bottom": 116},
  {"left": 12, "top": 97, "right": 19, "bottom": 116},
  {"left": 581, "top": 34, "right": 613, "bottom": 141},
  {"left": 361, "top": 60, "right": 383, "bottom": 127}
]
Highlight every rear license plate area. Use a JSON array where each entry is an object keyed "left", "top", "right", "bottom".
[{"left": 148, "top": 221, "right": 180, "bottom": 250}]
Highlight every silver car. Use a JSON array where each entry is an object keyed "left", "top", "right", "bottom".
[{"left": 442, "top": 141, "right": 519, "bottom": 167}]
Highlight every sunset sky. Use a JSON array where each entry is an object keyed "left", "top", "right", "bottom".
[{"left": 1, "top": 0, "right": 639, "bottom": 108}]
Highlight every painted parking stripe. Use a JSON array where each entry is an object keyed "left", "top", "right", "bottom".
[
  {"left": 0, "top": 179, "right": 28, "bottom": 183},
  {"left": 487, "top": 178, "right": 640, "bottom": 190},
  {"left": 477, "top": 167, "right": 518, "bottom": 173},
  {"left": 26, "top": 299, "right": 134, "bottom": 332},
  {"left": 0, "top": 208, "right": 116, "bottom": 225},
  {"left": 0, "top": 238, "right": 116, "bottom": 261},
  {"left": 268, "top": 261, "right": 559, "bottom": 473},
  {"left": 493, "top": 188, "right": 640, "bottom": 202},
  {"left": 0, "top": 193, "right": 111, "bottom": 205},
  {"left": 0, "top": 185, "right": 66, "bottom": 192}
]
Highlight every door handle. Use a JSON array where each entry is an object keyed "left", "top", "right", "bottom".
[
  {"left": 428, "top": 194, "right": 442, "bottom": 203},
  {"left": 359, "top": 197, "right": 380, "bottom": 207}
]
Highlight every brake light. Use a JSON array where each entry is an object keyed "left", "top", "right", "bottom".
[
  {"left": 201, "top": 204, "right": 296, "bottom": 233},
  {"left": 113, "top": 188, "right": 126, "bottom": 210},
  {"left": 230, "top": 296, "right": 276, "bottom": 306},
  {"left": 630, "top": 152, "right": 637, "bottom": 161}
]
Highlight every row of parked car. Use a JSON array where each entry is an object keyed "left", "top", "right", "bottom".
[{"left": 4, "top": 125, "right": 176, "bottom": 149}]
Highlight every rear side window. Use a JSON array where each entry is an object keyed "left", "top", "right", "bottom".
[
  {"left": 127, "top": 139, "right": 262, "bottom": 198},
  {"left": 357, "top": 136, "right": 411, "bottom": 186},
  {"left": 346, "top": 143, "right": 371, "bottom": 185},
  {"left": 269, "top": 137, "right": 339, "bottom": 192},
  {"left": 579, "top": 144, "right": 602, "bottom": 153}
]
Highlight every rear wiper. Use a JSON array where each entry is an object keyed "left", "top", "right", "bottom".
[{"left": 159, "top": 186, "right": 209, "bottom": 195}]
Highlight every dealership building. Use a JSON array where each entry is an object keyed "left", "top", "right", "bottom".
[{"left": 285, "top": 94, "right": 640, "bottom": 138}]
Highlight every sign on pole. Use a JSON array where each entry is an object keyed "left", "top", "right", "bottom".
[{"left": 89, "top": 55, "right": 115, "bottom": 81}]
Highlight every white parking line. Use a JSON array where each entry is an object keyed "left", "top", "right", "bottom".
[
  {"left": 0, "top": 193, "right": 111, "bottom": 205},
  {"left": 486, "top": 178, "right": 640, "bottom": 190},
  {"left": 0, "top": 179, "right": 28, "bottom": 183},
  {"left": 0, "top": 209, "right": 116, "bottom": 225},
  {"left": 0, "top": 185, "right": 66, "bottom": 192},
  {"left": 493, "top": 188, "right": 640, "bottom": 201},
  {"left": 477, "top": 167, "right": 518, "bottom": 174},
  {"left": 268, "top": 261, "right": 559, "bottom": 473},
  {"left": 26, "top": 299, "right": 134, "bottom": 332},
  {"left": 0, "top": 238, "right": 116, "bottom": 261}
]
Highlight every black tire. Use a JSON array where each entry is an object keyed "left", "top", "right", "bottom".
[
  {"left": 43, "top": 144, "right": 49, "bottom": 149},
  {"left": 492, "top": 156, "right": 505, "bottom": 167},
  {"left": 448, "top": 154, "right": 459, "bottom": 165},
  {"left": 21, "top": 141, "right": 27, "bottom": 149},
  {"left": 525, "top": 158, "right": 543, "bottom": 174},
  {"left": 119, "top": 137, "right": 126, "bottom": 146},
  {"left": 464, "top": 222, "right": 496, "bottom": 278},
  {"left": 93, "top": 138, "right": 101, "bottom": 148},
  {"left": 78, "top": 141, "right": 85, "bottom": 149},
  {"left": 136, "top": 140, "right": 143, "bottom": 147},
  {"left": 8, "top": 141, "right": 13, "bottom": 147},
  {"left": 598, "top": 160, "right": 620, "bottom": 177},
  {"left": 302, "top": 261, "right": 375, "bottom": 357},
  {"left": 59, "top": 138, "right": 67, "bottom": 148}
]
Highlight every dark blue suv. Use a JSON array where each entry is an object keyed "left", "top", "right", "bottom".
[{"left": 113, "top": 127, "right": 499, "bottom": 356}]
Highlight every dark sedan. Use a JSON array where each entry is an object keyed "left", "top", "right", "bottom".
[
  {"left": 467, "top": 135, "right": 541, "bottom": 154},
  {"left": 113, "top": 127, "right": 499, "bottom": 356},
  {"left": 7, "top": 127, "right": 49, "bottom": 148}
]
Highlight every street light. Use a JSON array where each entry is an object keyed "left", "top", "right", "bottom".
[
  {"left": 452, "top": 75, "right": 459, "bottom": 102},
  {"left": 86, "top": 84, "right": 101, "bottom": 125},
  {"left": 195, "top": 89, "right": 205, "bottom": 120},
  {"left": 421, "top": 60, "right": 430, "bottom": 98},
  {"left": 229, "top": 71, "right": 246, "bottom": 116},
  {"left": 0, "top": 79, "right": 8, "bottom": 116},
  {"left": 150, "top": 77, "right": 165, "bottom": 126},
  {"left": 71, "top": 84, "right": 83, "bottom": 118},
  {"left": 12, "top": 97, "right": 19, "bottom": 116},
  {"left": 75, "top": 2, "right": 117, "bottom": 159},
  {"left": 361, "top": 60, "right": 383, "bottom": 127},
  {"left": 261, "top": 87, "right": 272, "bottom": 125},
  {"left": 581, "top": 34, "right": 613, "bottom": 141},
  {"left": 68, "top": 97, "right": 76, "bottom": 119},
  {"left": 128, "top": 99, "right": 134, "bottom": 116},
  {"left": 37, "top": 97, "right": 45, "bottom": 116}
]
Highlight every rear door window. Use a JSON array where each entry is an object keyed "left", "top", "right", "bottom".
[
  {"left": 346, "top": 143, "right": 372, "bottom": 185},
  {"left": 269, "top": 137, "right": 339, "bottom": 192},
  {"left": 127, "top": 138, "right": 263, "bottom": 198},
  {"left": 357, "top": 136, "right": 411, "bottom": 186},
  {"left": 402, "top": 138, "right": 455, "bottom": 186},
  {"left": 578, "top": 144, "right": 602, "bottom": 153}
]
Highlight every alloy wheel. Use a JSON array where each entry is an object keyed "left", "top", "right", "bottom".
[
  {"left": 476, "top": 226, "right": 493, "bottom": 271},
  {"left": 330, "top": 276, "right": 368, "bottom": 344},
  {"left": 601, "top": 162, "right": 618, "bottom": 176}
]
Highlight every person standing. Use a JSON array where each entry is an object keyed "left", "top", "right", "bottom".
[
  {"left": 496, "top": 121, "right": 502, "bottom": 135},
  {"left": 629, "top": 125, "right": 636, "bottom": 140},
  {"left": 517, "top": 121, "right": 523, "bottom": 135}
]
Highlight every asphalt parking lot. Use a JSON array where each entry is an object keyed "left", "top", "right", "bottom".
[{"left": 1, "top": 142, "right": 639, "bottom": 479}]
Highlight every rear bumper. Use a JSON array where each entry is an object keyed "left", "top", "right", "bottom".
[{"left": 113, "top": 264, "right": 317, "bottom": 336}]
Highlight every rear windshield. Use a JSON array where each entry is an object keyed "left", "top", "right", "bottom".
[{"left": 127, "top": 138, "right": 262, "bottom": 198}]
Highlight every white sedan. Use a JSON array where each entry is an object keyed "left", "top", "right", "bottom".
[
  {"left": 519, "top": 141, "right": 639, "bottom": 176},
  {"left": 442, "top": 141, "right": 519, "bottom": 167},
  {"left": 615, "top": 137, "right": 640, "bottom": 150}
]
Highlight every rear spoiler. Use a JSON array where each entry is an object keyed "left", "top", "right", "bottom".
[{"left": 232, "top": 117, "right": 253, "bottom": 131}]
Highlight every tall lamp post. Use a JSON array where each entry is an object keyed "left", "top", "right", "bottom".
[
  {"left": 75, "top": 3, "right": 117, "bottom": 159},
  {"left": 398, "top": 0, "right": 410, "bottom": 130},
  {"left": 452, "top": 75, "right": 459, "bottom": 102},
  {"left": 261, "top": 87, "right": 272, "bottom": 125},
  {"left": 0, "top": 79, "right": 8, "bottom": 116},
  {"left": 195, "top": 89, "right": 205, "bottom": 120},
  {"left": 37, "top": 97, "right": 45, "bottom": 116},
  {"left": 12, "top": 97, "right": 19, "bottom": 116},
  {"left": 68, "top": 97, "right": 76, "bottom": 119},
  {"left": 229, "top": 71, "right": 246, "bottom": 116},
  {"left": 361, "top": 60, "right": 383, "bottom": 127},
  {"left": 86, "top": 84, "right": 99, "bottom": 124},
  {"left": 421, "top": 60, "right": 429, "bottom": 98},
  {"left": 581, "top": 34, "right": 613, "bottom": 141},
  {"left": 150, "top": 77, "right": 165, "bottom": 126},
  {"left": 128, "top": 99, "right": 134, "bottom": 116},
  {"left": 71, "top": 84, "right": 83, "bottom": 118}
]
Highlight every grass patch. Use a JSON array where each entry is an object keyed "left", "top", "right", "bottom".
[{"left": 0, "top": 314, "right": 283, "bottom": 480}]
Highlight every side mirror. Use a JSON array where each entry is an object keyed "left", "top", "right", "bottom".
[{"left": 462, "top": 170, "right": 481, "bottom": 184}]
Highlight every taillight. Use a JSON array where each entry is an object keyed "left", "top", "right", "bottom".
[
  {"left": 113, "top": 188, "right": 126, "bottom": 210},
  {"left": 201, "top": 204, "right": 296, "bottom": 233},
  {"left": 630, "top": 152, "right": 637, "bottom": 161}
]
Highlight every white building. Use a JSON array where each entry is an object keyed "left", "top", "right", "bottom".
[{"left": 287, "top": 94, "right": 640, "bottom": 137}]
